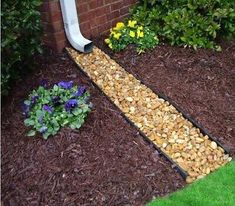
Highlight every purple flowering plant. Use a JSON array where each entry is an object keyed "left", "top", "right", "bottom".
[{"left": 23, "top": 80, "right": 92, "bottom": 139}]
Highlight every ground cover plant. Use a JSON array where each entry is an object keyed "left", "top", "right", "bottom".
[
  {"left": 104, "top": 20, "right": 158, "bottom": 53},
  {"left": 23, "top": 81, "right": 92, "bottom": 139},
  {"left": 148, "top": 161, "right": 235, "bottom": 206},
  {"left": 1, "top": 0, "right": 42, "bottom": 95},
  {"left": 130, "top": 0, "right": 235, "bottom": 50}
]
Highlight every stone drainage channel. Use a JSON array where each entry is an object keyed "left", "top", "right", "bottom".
[{"left": 67, "top": 47, "right": 232, "bottom": 183}]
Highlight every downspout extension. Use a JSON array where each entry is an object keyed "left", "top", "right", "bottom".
[{"left": 60, "top": 0, "right": 93, "bottom": 53}]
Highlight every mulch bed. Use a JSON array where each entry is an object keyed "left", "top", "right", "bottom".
[
  {"left": 1, "top": 52, "right": 185, "bottom": 206},
  {"left": 68, "top": 46, "right": 230, "bottom": 183},
  {"left": 94, "top": 37, "right": 235, "bottom": 158}
]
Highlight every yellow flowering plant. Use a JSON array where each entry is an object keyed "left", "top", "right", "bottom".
[{"left": 104, "top": 20, "right": 159, "bottom": 53}]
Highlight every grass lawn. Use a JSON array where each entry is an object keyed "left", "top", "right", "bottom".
[{"left": 148, "top": 161, "right": 235, "bottom": 206}]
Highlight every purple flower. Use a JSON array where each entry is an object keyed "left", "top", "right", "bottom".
[
  {"left": 39, "top": 126, "right": 47, "bottom": 133},
  {"left": 58, "top": 81, "right": 73, "bottom": 89},
  {"left": 40, "top": 79, "right": 48, "bottom": 87},
  {"left": 43, "top": 105, "right": 53, "bottom": 114},
  {"left": 65, "top": 99, "right": 78, "bottom": 112},
  {"left": 74, "top": 86, "right": 86, "bottom": 97},
  {"left": 22, "top": 103, "right": 30, "bottom": 117},
  {"left": 52, "top": 96, "right": 61, "bottom": 105},
  {"left": 31, "top": 95, "right": 39, "bottom": 104}
]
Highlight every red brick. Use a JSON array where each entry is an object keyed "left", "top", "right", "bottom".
[
  {"left": 98, "top": 21, "right": 112, "bottom": 33},
  {"left": 51, "top": 21, "right": 64, "bottom": 32},
  {"left": 83, "top": 30, "right": 92, "bottom": 39},
  {"left": 76, "top": 0, "right": 86, "bottom": 6},
  {"left": 125, "top": 0, "right": 137, "bottom": 5},
  {"left": 79, "top": 12, "right": 92, "bottom": 23},
  {"left": 42, "top": 32, "right": 54, "bottom": 43},
  {"left": 43, "top": 39, "right": 67, "bottom": 53},
  {"left": 90, "top": 15, "right": 107, "bottom": 28},
  {"left": 80, "top": 21, "right": 91, "bottom": 32},
  {"left": 120, "top": 6, "right": 129, "bottom": 16},
  {"left": 89, "top": 0, "right": 104, "bottom": 10},
  {"left": 91, "top": 5, "right": 111, "bottom": 17},
  {"left": 107, "top": 10, "right": 120, "bottom": 20},
  {"left": 111, "top": 1, "right": 123, "bottom": 11},
  {"left": 105, "top": 0, "right": 115, "bottom": 4},
  {"left": 49, "top": 1, "right": 61, "bottom": 12},
  {"left": 41, "top": 22, "right": 50, "bottom": 33},
  {"left": 42, "top": 22, "right": 62, "bottom": 33},
  {"left": 40, "top": 0, "right": 137, "bottom": 52},
  {"left": 77, "top": 3, "right": 88, "bottom": 14},
  {"left": 90, "top": 27, "right": 100, "bottom": 37},
  {"left": 53, "top": 31, "right": 66, "bottom": 43},
  {"left": 121, "top": 13, "right": 130, "bottom": 19},
  {"left": 40, "top": 12, "right": 50, "bottom": 23},
  {"left": 50, "top": 11, "right": 62, "bottom": 22},
  {"left": 40, "top": 2, "right": 49, "bottom": 12},
  {"left": 55, "top": 40, "right": 67, "bottom": 52},
  {"left": 111, "top": 16, "right": 126, "bottom": 26}
]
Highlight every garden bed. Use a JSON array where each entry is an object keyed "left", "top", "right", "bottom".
[
  {"left": 1, "top": 52, "right": 185, "bottom": 206},
  {"left": 95, "top": 37, "right": 235, "bottom": 158},
  {"left": 67, "top": 46, "right": 230, "bottom": 183},
  {"left": 2, "top": 40, "right": 234, "bottom": 205}
]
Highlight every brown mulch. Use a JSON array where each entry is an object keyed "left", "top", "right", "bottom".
[
  {"left": 1, "top": 52, "right": 185, "bottom": 206},
  {"left": 94, "top": 37, "right": 235, "bottom": 158}
]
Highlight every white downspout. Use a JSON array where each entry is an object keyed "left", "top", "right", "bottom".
[{"left": 60, "top": 0, "right": 93, "bottom": 53}]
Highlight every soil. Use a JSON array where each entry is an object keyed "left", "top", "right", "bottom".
[
  {"left": 94, "top": 37, "right": 235, "bottom": 157},
  {"left": 1, "top": 52, "right": 185, "bottom": 206}
]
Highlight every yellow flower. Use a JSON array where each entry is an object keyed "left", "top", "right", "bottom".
[
  {"left": 115, "top": 22, "right": 125, "bottom": 30},
  {"left": 138, "top": 26, "right": 143, "bottom": 30},
  {"left": 110, "top": 28, "right": 115, "bottom": 35},
  {"left": 105, "top": 38, "right": 111, "bottom": 44},
  {"left": 113, "top": 32, "right": 121, "bottom": 39},
  {"left": 128, "top": 20, "right": 137, "bottom": 28},
  {"left": 129, "top": 30, "right": 135, "bottom": 38},
  {"left": 137, "top": 30, "right": 144, "bottom": 38},
  {"left": 108, "top": 43, "right": 113, "bottom": 49}
]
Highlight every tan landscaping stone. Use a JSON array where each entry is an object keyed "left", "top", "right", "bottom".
[
  {"left": 210, "top": 141, "right": 218, "bottom": 149},
  {"left": 67, "top": 47, "right": 231, "bottom": 183}
]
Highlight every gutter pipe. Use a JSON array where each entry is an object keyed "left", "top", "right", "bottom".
[{"left": 59, "top": 0, "right": 93, "bottom": 53}]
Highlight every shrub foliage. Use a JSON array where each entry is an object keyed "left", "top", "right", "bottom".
[
  {"left": 131, "top": 0, "right": 235, "bottom": 50},
  {"left": 1, "top": 1, "right": 42, "bottom": 95}
]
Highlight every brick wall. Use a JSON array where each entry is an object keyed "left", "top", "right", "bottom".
[{"left": 40, "top": 0, "right": 137, "bottom": 52}]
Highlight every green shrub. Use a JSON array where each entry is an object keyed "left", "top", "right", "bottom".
[
  {"left": 105, "top": 20, "right": 159, "bottom": 53},
  {"left": 1, "top": 1, "right": 43, "bottom": 96},
  {"left": 23, "top": 81, "right": 92, "bottom": 139},
  {"left": 131, "top": 0, "right": 235, "bottom": 50}
]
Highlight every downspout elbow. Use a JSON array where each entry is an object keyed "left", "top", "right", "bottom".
[{"left": 60, "top": 0, "right": 93, "bottom": 53}]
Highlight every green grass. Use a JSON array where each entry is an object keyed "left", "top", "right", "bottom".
[{"left": 148, "top": 161, "right": 235, "bottom": 206}]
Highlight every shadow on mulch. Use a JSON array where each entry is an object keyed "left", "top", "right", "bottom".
[
  {"left": 1, "top": 52, "right": 185, "bottom": 206},
  {"left": 94, "top": 37, "right": 235, "bottom": 158}
]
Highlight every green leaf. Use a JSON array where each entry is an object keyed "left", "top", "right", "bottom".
[
  {"left": 27, "top": 130, "right": 36, "bottom": 137},
  {"left": 53, "top": 84, "right": 59, "bottom": 91},
  {"left": 24, "top": 100, "right": 31, "bottom": 105},
  {"left": 36, "top": 110, "right": 43, "bottom": 117},
  {"left": 24, "top": 119, "right": 34, "bottom": 126},
  {"left": 43, "top": 132, "right": 50, "bottom": 140}
]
